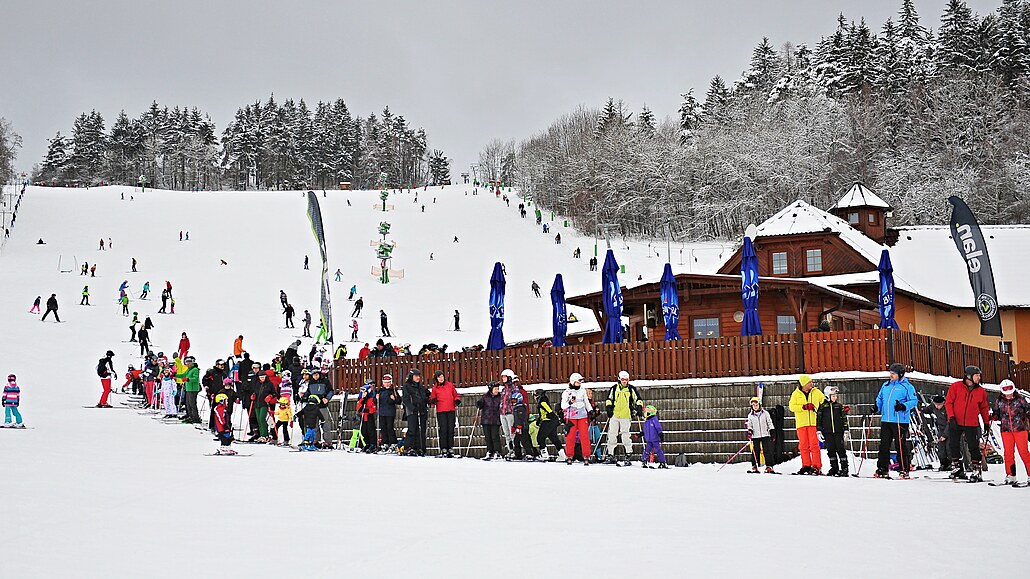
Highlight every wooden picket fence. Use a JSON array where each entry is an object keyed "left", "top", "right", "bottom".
[{"left": 331, "top": 329, "right": 1010, "bottom": 392}]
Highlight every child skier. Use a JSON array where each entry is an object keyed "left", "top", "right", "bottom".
[
  {"left": 992, "top": 379, "right": 1030, "bottom": 486},
  {"left": 29, "top": 296, "right": 40, "bottom": 314},
  {"left": 3, "top": 374, "right": 23, "bottom": 428},
  {"left": 356, "top": 381, "right": 378, "bottom": 453},
  {"left": 746, "top": 397, "right": 776, "bottom": 473},
  {"left": 274, "top": 397, "right": 293, "bottom": 446},
  {"left": 535, "top": 389, "right": 565, "bottom": 461},
  {"left": 298, "top": 394, "right": 323, "bottom": 451},
  {"left": 213, "top": 393, "right": 235, "bottom": 455},
  {"left": 160, "top": 368, "right": 178, "bottom": 419},
  {"left": 817, "top": 386, "right": 850, "bottom": 477},
  {"left": 510, "top": 391, "right": 534, "bottom": 460},
  {"left": 641, "top": 405, "right": 667, "bottom": 468}
]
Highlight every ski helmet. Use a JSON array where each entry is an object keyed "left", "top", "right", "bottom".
[
  {"left": 501, "top": 368, "right": 516, "bottom": 380},
  {"left": 128, "top": 364, "right": 135, "bottom": 370},
  {"left": 645, "top": 404, "right": 657, "bottom": 417},
  {"left": 7, "top": 374, "right": 15, "bottom": 382},
  {"left": 511, "top": 391, "right": 523, "bottom": 403},
  {"left": 964, "top": 365, "right": 981, "bottom": 381},
  {"left": 618, "top": 370, "right": 630, "bottom": 380},
  {"left": 281, "top": 370, "right": 291, "bottom": 378},
  {"left": 931, "top": 394, "right": 945, "bottom": 404},
  {"left": 222, "top": 378, "right": 233, "bottom": 386},
  {"left": 535, "top": 389, "right": 545, "bottom": 399},
  {"left": 1000, "top": 379, "right": 1016, "bottom": 395},
  {"left": 308, "top": 394, "right": 321, "bottom": 404},
  {"left": 569, "top": 372, "right": 584, "bottom": 384},
  {"left": 106, "top": 350, "right": 115, "bottom": 357},
  {"left": 215, "top": 359, "right": 225, "bottom": 366},
  {"left": 825, "top": 386, "right": 840, "bottom": 396},
  {"left": 278, "top": 397, "right": 289, "bottom": 405},
  {"left": 749, "top": 397, "right": 761, "bottom": 405},
  {"left": 888, "top": 363, "right": 906, "bottom": 378},
  {"left": 215, "top": 393, "right": 228, "bottom": 404}
]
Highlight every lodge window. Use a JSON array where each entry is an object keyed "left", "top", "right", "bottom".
[
  {"left": 1001, "top": 341, "right": 1012, "bottom": 355},
  {"left": 692, "top": 317, "right": 720, "bottom": 339},
  {"left": 771, "top": 252, "right": 788, "bottom": 275},
  {"left": 805, "top": 249, "right": 822, "bottom": 273},
  {"left": 868, "top": 212, "right": 877, "bottom": 224},
  {"left": 848, "top": 212, "right": 859, "bottom": 224},
  {"left": 776, "top": 315, "right": 797, "bottom": 334}
]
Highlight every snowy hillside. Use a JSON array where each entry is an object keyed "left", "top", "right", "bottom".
[{"left": 0, "top": 185, "right": 1019, "bottom": 579}]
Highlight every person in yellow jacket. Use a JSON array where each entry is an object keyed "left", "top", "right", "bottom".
[
  {"left": 789, "top": 374, "right": 826, "bottom": 475},
  {"left": 274, "top": 397, "right": 294, "bottom": 446}
]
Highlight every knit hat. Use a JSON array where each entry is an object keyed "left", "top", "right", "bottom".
[
  {"left": 931, "top": 394, "right": 945, "bottom": 404},
  {"left": 798, "top": 374, "right": 813, "bottom": 387}
]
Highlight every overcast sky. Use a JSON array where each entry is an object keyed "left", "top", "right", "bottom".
[{"left": 0, "top": 0, "right": 1003, "bottom": 175}]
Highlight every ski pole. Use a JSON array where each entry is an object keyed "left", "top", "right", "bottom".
[
  {"left": 854, "top": 414, "right": 871, "bottom": 476},
  {"left": 464, "top": 410, "right": 480, "bottom": 457},
  {"left": 718, "top": 441, "right": 753, "bottom": 471}
]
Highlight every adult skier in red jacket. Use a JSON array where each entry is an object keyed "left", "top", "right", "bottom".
[{"left": 945, "top": 365, "right": 990, "bottom": 481}]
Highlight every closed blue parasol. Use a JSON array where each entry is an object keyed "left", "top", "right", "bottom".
[
  {"left": 486, "top": 262, "right": 506, "bottom": 350},
  {"left": 551, "top": 273, "right": 567, "bottom": 347},
  {"left": 660, "top": 263, "right": 681, "bottom": 340},
  {"left": 601, "top": 249, "right": 625, "bottom": 344},
  {"left": 740, "top": 236, "right": 762, "bottom": 336},
  {"left": 878, "top": 249, "right": 900, "bottom": 330}
]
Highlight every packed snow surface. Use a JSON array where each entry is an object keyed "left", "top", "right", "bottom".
[{"left": 0, "top": 185, "right": 1020, "bottom": 578}]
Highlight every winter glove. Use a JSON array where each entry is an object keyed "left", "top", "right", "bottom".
[
  {"left": 894, "top": 401, "right": 906, "bottom": 412},
  {"left": 870, "top": 405, "right": 879, "bottom": 415},
  {"left": 843, "top": 405, "right": 851, "bottom": 413},
  {"left": 746, "top": 429, "right": 753, "bottom": 440},
  {"left": 476, "top": 399, "right": 485, "bottom": 409},
  {"left": 454, "top": 398, "right": 461, "bottom": 406},
  {"left": 802, "top": 403, "right": 815, "bottom": 411},
  {"left": 606, "top": 408, "right": 613, "bottom": 418},
  {"left": 948, "top": 417, "right": 958, "bottom": 430},
  {"left": 658, "top": 433, "right": 663, "bottom": 442},
  {"left": 817, "top": 431, "right": 825, "bottom": 444},
  {"left": 844, "top": 430, "right": 851, "bottom": 443}
]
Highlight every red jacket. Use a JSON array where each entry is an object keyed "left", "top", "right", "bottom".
[
  {"left": 946, "top": 380, "right": 989, "bottom": 427},
  {"left": 358, "top": 346, "right": 370, "bottom": 359},
  {"left": 357, "top": 390, "right": 377, "bottom": 421},
  {"left": 178, "top": 337, "right": 190, "bottom": 354},
  {"left": 123, "top": 369, "right": 143, "bottom": 388},
  {"left": 430, "top": 381, "right": 460, "bottom": 412},
  {"left": 214, "top": 404, "right": 229, "bottom": 434},
  {"left": 265, "top": 368, "right": 282, "bottom": 388}
]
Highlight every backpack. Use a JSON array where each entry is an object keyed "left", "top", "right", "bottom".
[
  {"left": 97, "top": 358, "right": 108, "bottom": 377},
  {"left": 675, "top": 453, "right": 690, "bottom": 468}
]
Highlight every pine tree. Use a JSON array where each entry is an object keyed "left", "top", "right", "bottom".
[
  {"left": 939, "top": 0, "right": 979, "bottom": 72},
  {"left": 678, "top": 90, "right": 702, "bottom": 143},
  {"left": 701, "top": 76, "right": 729, "bottom": 123},
  {"left": 637, "top": 104, "right": 656, "bottom": 136},
  {"left": 427, "top": 149, "right": 450, "bottom": 185},
  {"left": 39, "top": 132, "right": 70, "bottom": 184}
]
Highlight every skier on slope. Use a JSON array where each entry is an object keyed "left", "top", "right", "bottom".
[
  {"left": 96, "top": 350, "right": 116, "bottom": 407},
  {"left": 334, "top": 269, "right": 342, "bottom": 282},
  {"left": 350, "top": 319, "right": 359, "bottom": 341},
  {"left": 348, "top": 285, "right": 356, "bottom": 300},
  {"left": 351, "top": 297, "right": 363, "bottom": 317},
  {"left": 946, "top": 365, "right": 990, "bottom": 482},
  {"left": 284, "top": 303, "right": 295, "bottom": 328},
  {"left": 872, "top": 364, "right": 918, "bottom": 479},
  {"left": 279, "top": 290, "right": 288, "bottom": 310},
  {"left": 29, "top": 295, "right": 40, "bottom": 314},
  {"left": 641, "top": 405, "right": 668, "bottom": 468},
  {"left": 531, "top": 281, "right": 541, "bottom": 298},
  {"left": 380, "top": 310, "right": 391, "bottom": 337},
  {"left": 306, "top": 369, "right": 334, "bottom": 447},
  {"left": 140, "top": 281, "right": 150, "bottom": 299},
  {"left": 41, "top": 294, "right": 60, "bottom": 322},
  {"left": 992, "top": 379, "right": 1030, "bottom": 485},
  {"left": 178, "top": 332, "right": 190, "bottom": 359},
  {"left": 3, "top": 374, "right": 24, "bottom": 427},
  {"left": 213, "top": 393, "right": 236, "bottom": 455},
  {"left": 789, "top": 374, "right": 825, "bottom": 475},
  {"left": 80, "top": 285, "right": 90, "bottom": 306},
  {"left": 817, "top": 386, "right": 851, "bottom": 477}
]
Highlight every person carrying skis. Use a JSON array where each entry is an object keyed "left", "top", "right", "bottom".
[
  {"left": 788, "top": 374, "right": 825, "bottom": 475},
  {"left": 817, "top": 386, "right": 851, "bottom": 477},
  {"left": 356, "top": 381, "right": 378, "bottom": 453},
  {"left": 534, "top": 389, "right": 564, "bottom": 461},
  {"left": 80, "top": 285, "right": 90, "bottom": 306},
  {"left": 213, "top": 392, "right": 235, "bottom": 455},
  {"left": 3, "top": 374, "right": 23, "bottom": 427},
  {"left": 746, "top": 397, "right": 775, "bottom": 473},
  {"left": 303, "top": 310, "right": 312, "bottom": 338},
  {"left": 41, "top": 293, "right": 60, "bottom": 322},
  {"left": 429, "top": 370, "right": 460, "bottom": 457},
  {"left": 477, "top": 382, "right": 504, "bottom": 459},
  {"left": 872, "top": 364, "right": 919, "bottom": 479},
  {"left": 946, "top": 365, "right": 990, "bottom": 482},
  {"left": 401, "top": 369, "right": 429, "bottom": 456},
  {"left": 991, "top": 379, "right": 1030, "bottom": 485},
  {"left": 377, "top": 374, "right": 401, "bottom": 451},
  {"left": 603, "top": 370, "right": 645, "bottom": 465},
  {"left": 96, "top": 350, "right": 116, "bottom": 407}
]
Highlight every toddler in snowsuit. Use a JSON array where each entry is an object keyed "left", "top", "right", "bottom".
[
  {"left": 817, "top": 386, "right": 850, "bottom": 477},
  {"left": 160, "top": 368, "right": 178, "bottom": 418},
  {"left": 746, "top": 397, "right": 775, "bottom": 473},
  {"left": 274, "top": 397, "right": 293, "bottom": 446},
  {"left": 298, "top": 394, "right": 323, "bottom": 451},
  {"left": 4, "top": 374, "right": 24, "bottom": 427},
  {"left": 641, "top": 405, "right": 667, "bottom": 468}
]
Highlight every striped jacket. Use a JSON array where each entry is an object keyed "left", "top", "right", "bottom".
[{"left": 3, "top": 382, "right": 20, "bottom": 407}]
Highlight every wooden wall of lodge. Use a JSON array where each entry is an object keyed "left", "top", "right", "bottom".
[
  {"left": 332, "top": 329, "right": 1011, "bottom": 393},
  {"left": 719, "top": 233, "right": 874, "bottom": 279}
]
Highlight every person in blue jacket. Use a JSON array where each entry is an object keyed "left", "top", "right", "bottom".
[{"left": 872, "top": 363, "right": 919, "bottom": 479}]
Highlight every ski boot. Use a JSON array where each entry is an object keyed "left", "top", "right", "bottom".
[
  {"left": 1005, "top": 474, "right": 1017, "bottom": 485},
  {"left": 643, "top": 463, "right": 650, "bottom": 469},
  {"left": 898, "top": 471, "right": 911, "bottom": 480},
  {"left": 795, "top": 466, "right": 812, "bottom": 475},
  {"left": 566, "top": 458, "right": 574, "bottom": 465},
  {"left": 810, "top": 468, "right": 823, "bottom": 476},
  {"left": 658, "top": 462, "right": 669, "bottom": 469},
  {"left": 949, "top": 465, "right": 967, "bottom": 480},
  {"left": 873, "top": 469, "right": 891, "bottom": 479},
  {"left": 622, "top": 460, "right": 632, "bottom": 467},
  {"left": 826, "top": 464, "right": 839, "bottom": 477},
  {"left": 765, "top": 466, "right": 777, "bottom": 474},
  {"left": 838, "top": 463, "right": 849, "bottom": 477},
  {"left": 603, "top": 454, "right": 617, "bottom": 465},
  {"left": 969, "top": 462, "right": 983, "bottom": 483},
  {"left": 748, "top": 466, "right": 760, "bottom": 474}
]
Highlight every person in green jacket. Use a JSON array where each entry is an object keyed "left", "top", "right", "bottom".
[
  {"left": 176, "top": 356, "right": 202, "bottom": 424},
  {"left": 603, "top": 370, "right": 645, "bottom": 465},
  {"left": 80, "top": 285, "right": 90, "bottom": 306}
]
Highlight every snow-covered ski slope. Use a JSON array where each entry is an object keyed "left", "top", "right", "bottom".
[{"left": 0, "top": 185, "right": 1020, "bottom": 579}]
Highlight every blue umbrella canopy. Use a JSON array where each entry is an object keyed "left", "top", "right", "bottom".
[
  {"left": 878, "top": 249, "right": 900, "bottom": 330},
  {"left": 486, "top": 262, "right": 506, "bottom": 350},
  {"left": 660, "top": 263, "right": 681, "bottom": 340},
  {"left": 740, "top": 236, "right": 763, "bottom": 336},
  {"left": 601, "top": 249, "right": 625, "bottom": 344},
  {"left": 551, "top": 273, "right": 567, "bottom": 347}
]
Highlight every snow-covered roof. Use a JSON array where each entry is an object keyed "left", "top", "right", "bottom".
[
  {"left": 830, "top": 183, "right": 891, "bottom": 210},
  {"left": 754, "top": 199, "right": 885, "bottom": 265}
]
